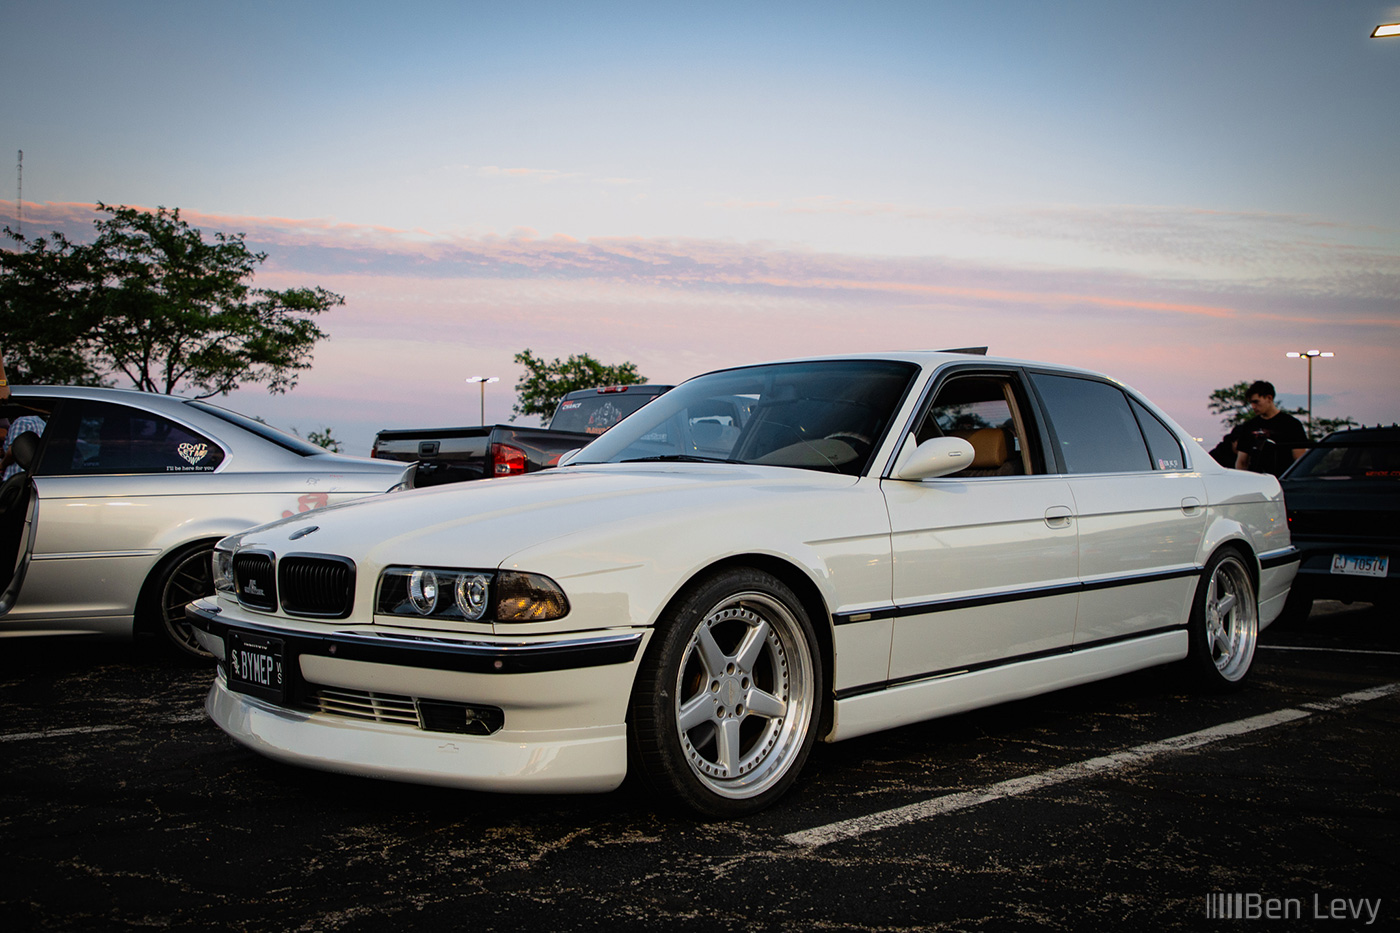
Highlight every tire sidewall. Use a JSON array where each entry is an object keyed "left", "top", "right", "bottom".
[
  {"left": 1188, "top": 548, "right": 1258, "bottom": 691},
  {"left": 629, "top": 567, "right": 823, "bottom": 818},
  {"left": 138, "top": 540, "right": 217, "bottom": 660}
]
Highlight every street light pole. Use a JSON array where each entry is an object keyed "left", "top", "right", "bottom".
[
  {"left": 1285, "top": 350, "right": 1333, "bottom": 434},
  {"left": 464, "top": 376, "right": 499, "bottom": 426}
]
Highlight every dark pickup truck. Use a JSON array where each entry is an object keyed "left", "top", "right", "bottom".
[{"left": 371, "top": 384, "right": 671, "bottom": 487}]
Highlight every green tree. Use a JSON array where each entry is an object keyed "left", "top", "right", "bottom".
[
  {"left": 1, "top": 203, "right": 342, "bottom": 396},
  {"left": 511, "top": 349, "right": 645, "bottom": 420},
  {"left": 1208, "top": 381, "right": 1358, "bottom": 438},
  {"left": 297, "top": 426, "right": 343, "bottom": 453}
]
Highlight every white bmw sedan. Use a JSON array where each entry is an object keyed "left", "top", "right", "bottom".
[
  {"left": 0, "top": 386, "right": 414, "bottom": 658},
  {"left": 188, "top": 353, "right": 1297, "bottom": 816}
]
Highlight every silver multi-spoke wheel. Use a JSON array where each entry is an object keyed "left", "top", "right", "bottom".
[
  {"left": 674, "top": 591, "right": 814, "bottom": 798},
  {"left": 1205, "top": 556, "right": 1257, "bottom": 681},
  {"left": 630, "top": 568, "right": 822, "bottom": 816},
  {"left": 1188, "top": 550, "right": 1258, "bottom": 689}
]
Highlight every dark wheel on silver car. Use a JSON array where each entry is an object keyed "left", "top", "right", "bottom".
[
  {"left": 139, "top": 542, "right": 216, "bottom": 660},
  {"left": 629, "top": 567, "right": 822, "bottom": 818},
  {"left": 1186, "top": 549, "right": 1258, "bottom": 691}
]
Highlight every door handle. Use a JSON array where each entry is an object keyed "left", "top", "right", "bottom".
[
  {"left": 1181, "top": 497, "right": 1203, "bottom": 515},
  {"left": 1044, "top": 505, "right": 1074, "bottom": 528}
]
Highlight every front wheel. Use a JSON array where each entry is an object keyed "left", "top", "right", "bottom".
[
  {"left": 140, "top": 543, "right": 216, "bottom": 660},
  {"left": 1186, "top": 549, "right": 1258, "bottom": 690},
  {"left": 629, "top": 568, "right": 822, "bottom": 817}
]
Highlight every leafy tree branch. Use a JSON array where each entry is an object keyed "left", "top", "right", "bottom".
[
  {"left": 511, "top": 349, "right": 644, "bottom": 420},
  {"left": 1, "top": 204, "right": 342, "bottom": 396}
]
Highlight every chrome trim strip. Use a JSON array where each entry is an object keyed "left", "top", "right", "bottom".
[
  {"left": 832, "top": 566, "right": 1202, "bottom": 626},
  {"left": 186, "top": 600, "right": 643, "bottom": 674},
  {"left": 1258, "top": 547, "right": 1301, "bottom": 570}
]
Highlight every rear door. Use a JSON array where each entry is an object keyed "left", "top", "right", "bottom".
[{"left": 1026, "top": 372, "right": 1206, "bottom": 644}]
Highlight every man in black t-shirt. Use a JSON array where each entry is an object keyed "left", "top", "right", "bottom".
[{"left": 1233, "top": 380, "right": 1307, "bottom": 476}]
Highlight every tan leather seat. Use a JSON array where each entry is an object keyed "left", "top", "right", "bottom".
[{"left": 950, "top": 427, "right": 1017, "bottom": 476}]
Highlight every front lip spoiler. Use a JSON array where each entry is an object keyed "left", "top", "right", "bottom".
[{"left": 185, "top": 599, "right": 643, "bottom": 675}]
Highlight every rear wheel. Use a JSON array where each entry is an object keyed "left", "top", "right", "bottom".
[
  {"left": 141, "top": 543, "right": 216, "bottom": 660},
  {"left": 629, "top": 567, "right": 821, "bottom": 817},
  {"left": 1187, "top": 549, "right": 1258, "bottom": 690}
]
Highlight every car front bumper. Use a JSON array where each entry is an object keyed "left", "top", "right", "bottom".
[{"left": 187, "top": 598, "right": 646, "bottom": 793}]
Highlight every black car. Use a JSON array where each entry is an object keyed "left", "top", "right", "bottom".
[{"left": 1280, "top": 425, "right": 1400, "bottom": 621}]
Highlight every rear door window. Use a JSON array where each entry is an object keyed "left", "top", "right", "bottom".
[{"left": 1030, "top": 373, "right": 1152, "bottom": 474}]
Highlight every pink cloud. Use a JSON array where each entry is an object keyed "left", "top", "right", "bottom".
[{"left": 6, "top": 200, "right": 1395, "bottom": 449}]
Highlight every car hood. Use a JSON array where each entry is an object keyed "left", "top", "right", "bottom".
[{"left": 230, "top": 463, "right": 861, "bottom": 570}]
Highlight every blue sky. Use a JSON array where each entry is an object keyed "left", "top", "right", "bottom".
[{"left": 3, "top": 1, "right": 1397, "bottom": 452}]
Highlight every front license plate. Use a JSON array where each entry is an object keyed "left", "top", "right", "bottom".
[
  {"left": 226, "top": 630, "right": 289, "bottom": 705},
  {"left": 1330, "top": 553, "right": 1389, "bottom": 578}
]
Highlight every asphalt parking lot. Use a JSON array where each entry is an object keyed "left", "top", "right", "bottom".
[{"left": 2, "top": 601, "right": 1396, "bottom": 933}]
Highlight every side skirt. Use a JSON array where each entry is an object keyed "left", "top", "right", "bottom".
[{"left": 827, "top": 630, "right": 1189, "bottom": 742}]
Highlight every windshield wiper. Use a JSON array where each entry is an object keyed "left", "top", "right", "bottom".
[{"left": 619, "top": 455, "right": 735, "bottom": 464}]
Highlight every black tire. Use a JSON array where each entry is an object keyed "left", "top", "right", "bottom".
[
  {"left": 1186, "top": 548, "right": 1259, "bottom": 691},
  {"left": 139, "top": 542, "right": 217, "bottom": 660},
  {"left": 629, "top": 567, "right": 822, "bottom": 818}
]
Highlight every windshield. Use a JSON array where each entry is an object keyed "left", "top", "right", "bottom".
[
  {"left": 571, "top": 359, "right": 919, "bottom": 475},
  {"left": 1287, "top": 436, "right": 1400, "bottom": 480}
]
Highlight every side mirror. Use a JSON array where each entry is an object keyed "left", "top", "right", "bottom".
[
  {"left": 891, "top": 436, "right": 975, "bottom": 481},
  {"left": 557, "top": 447, "right": 584, "bottom": 467}
]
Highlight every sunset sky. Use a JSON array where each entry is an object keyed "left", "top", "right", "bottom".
[{"left": 3, "top": 1, "right": 1397, "bottom": 453}]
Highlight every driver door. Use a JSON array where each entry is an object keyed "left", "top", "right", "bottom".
[
  {"left": 882, "top": 371, "right": 1080, "bottom": 683},
  {"left": 0, "top": 396, "right": 56, "bottom": 613}
]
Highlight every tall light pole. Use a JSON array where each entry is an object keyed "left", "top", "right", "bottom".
[
  {"left": 464, "top": 376, "right": 499, "bottom": 426},
  {"left": 1285, "top": 350, "right": 1332, "bottom": 433}
]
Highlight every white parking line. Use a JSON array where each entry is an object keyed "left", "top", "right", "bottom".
[
  {"left": 784, "top": 682, "right": 1400, "bottom": 849},
  {"left": 1259, "top": 645, "right": 1400, "bottom": 657}
]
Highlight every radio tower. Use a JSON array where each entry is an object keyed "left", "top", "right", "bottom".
[{"left": 15, "top": 149, "right": 21, "bottom": 236}]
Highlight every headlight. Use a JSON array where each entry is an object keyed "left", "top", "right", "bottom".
[
  {"left": 454, "top": 573, "right": 490, "bottom": 621},
  {"left": 212, "top": 548, "right": 236, "bottom": 595},
  {"left": 377, "top": 567, "right": 568, "bottom": 623},
  {"left": 407, "top": 570, "right": 439, "bottom": 614}
]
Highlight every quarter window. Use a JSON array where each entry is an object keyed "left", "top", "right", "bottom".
[
  {"left": 1129, "top": 397, "right": 1186, "bottom": 471},
  {"left": 1030, "top": 373, "right": 1151, "bottom": 474}
]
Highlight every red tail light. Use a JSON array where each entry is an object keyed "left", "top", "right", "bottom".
[{"left": 490, "top": 443, "right": 528, "bottom": 476}]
